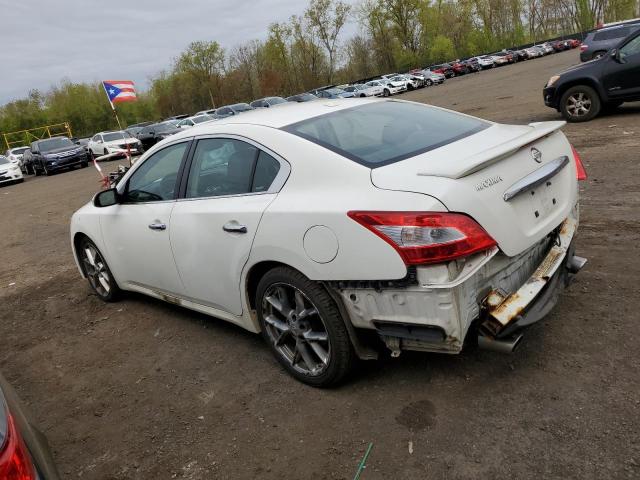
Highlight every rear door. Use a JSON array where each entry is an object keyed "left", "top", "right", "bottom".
[{"left": 170, "top": 136, "right": 288, "bottom": 315}]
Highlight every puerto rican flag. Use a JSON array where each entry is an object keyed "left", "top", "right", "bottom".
[{"left": 102, "top": 80, "right": 137, "bottom": 104}]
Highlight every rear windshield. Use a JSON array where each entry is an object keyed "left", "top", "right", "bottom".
[{"left": 284, "top": 101, "right": 489, "bottom": 168}]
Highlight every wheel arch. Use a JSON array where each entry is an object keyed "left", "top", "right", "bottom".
[
  {"left": 243, "top": 259, "right": 378, "bottom": 360},
  {"left": 72, "top": 232, "right": 92, "bottom": 277},
  {"left": 556, "top": 77, "right": 606, "bottom": 104}
]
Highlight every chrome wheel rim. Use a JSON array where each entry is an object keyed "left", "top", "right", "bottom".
[
  {"left": 261, "top": 283, "right": 331, "bottom": 376},
  {"left": 567, "top": 92, "right": 592, "bottom": 117},
  {"left": 82, "top": 244, "right": 111, "bottom": 297}
]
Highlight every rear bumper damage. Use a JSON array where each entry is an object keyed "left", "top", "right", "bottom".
[{"left": 335, "top": 215, "right": 584, "bottom": 357}]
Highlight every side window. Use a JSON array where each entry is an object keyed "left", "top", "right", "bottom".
[
  {"left": 185, "top": 139, "right": 258, "bottom": 199},
  {"left": 620, "top": 35, "right": 640, "bottom": 59},
  {"left": 124, "top": 142, "right": 188, "bottom": 203},
  {"left": 252, "top": 151, "right": 281, "bottom": 192}
]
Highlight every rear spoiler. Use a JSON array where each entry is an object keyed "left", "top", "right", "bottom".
[{"left": 422, "top": 121, "right": 566, "bottom": 179}]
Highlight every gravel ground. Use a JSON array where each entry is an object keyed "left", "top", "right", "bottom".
[{"left": 1, "top": 49, "right": 639, "bottom": 479}]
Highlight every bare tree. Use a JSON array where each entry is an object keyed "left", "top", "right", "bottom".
[{"left": 305, "top": 0, "right": 351, "bottom": 83}]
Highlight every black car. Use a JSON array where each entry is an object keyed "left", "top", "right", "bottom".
[
  {"left": 27, "top": 137, "right": 89, "bottom": 176},
  {"left": 0, "top": 372, "right": 61, "bottom": 479},
  {"left": 136, "top": 122, "right": 181, "bottom": 149},
  {"left": 543, "top": 29, "right": 640, "bottom": 122}
]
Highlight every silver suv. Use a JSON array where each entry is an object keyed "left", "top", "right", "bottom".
[{"left": 580, "top": 22, "right": 640, "bottom": 61}]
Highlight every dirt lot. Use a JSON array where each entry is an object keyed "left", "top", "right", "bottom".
[{"left": 1, "top": 49, "right": 639, "bottom": 480}]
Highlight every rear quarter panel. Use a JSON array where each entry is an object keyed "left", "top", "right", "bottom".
[{"left": 240, "top": 125, "right": 449, "bottom": 281}]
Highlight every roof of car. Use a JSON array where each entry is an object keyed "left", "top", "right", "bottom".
[{"left": 171, "top": 98, "right": 385, "bottom": 134}]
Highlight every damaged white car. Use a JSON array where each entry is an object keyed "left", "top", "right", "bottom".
[{"left": 70, "top": 99, "right": 587, "bottom": 386}]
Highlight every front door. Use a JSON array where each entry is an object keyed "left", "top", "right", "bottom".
[
  {"left": 170, "top": 137, "right": 285, "bottom": 316},
  {"left": 602, "top": 32, "right": 640, "bottom": 99},
  {"left": 100, "top": 141, "right": 190, "bottom": 295}
]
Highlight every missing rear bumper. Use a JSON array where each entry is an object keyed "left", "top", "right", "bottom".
[{"left": 480, "top": 217, "right": 585, "bottom": 339}]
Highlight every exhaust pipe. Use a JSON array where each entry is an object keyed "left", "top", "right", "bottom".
[
  {"left": 567, "top": 255, "right": 587, "bottom": 274},
  {"left": 478, "top": 334, "right": 523, "bottom": 354}
]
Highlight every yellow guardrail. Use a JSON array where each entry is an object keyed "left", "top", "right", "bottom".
[{"left": 2, "top": 122, "right": 73, "bottom": 150}]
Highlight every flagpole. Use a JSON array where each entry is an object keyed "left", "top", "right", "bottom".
[{"left": 102, "top": 82, "right": 123, "bottom": 130}]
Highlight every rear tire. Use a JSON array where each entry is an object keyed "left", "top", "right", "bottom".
[
  {"left": 560, "top": 85, "right": 601, "bottom": 122},
  {"left": 592, "top": 51, "right": 606, "bottom": 60},
  {"left": 256, "top": 267, "right": 354, "bottom": 387},
  {"left": 383, "top": 88, "right": 390, "bottom": 97}
]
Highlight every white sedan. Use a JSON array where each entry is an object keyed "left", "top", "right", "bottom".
[
  {"left": 5, "top": 146, "right": 29, "bottom": 171},
  {"left": 70, "top": 99, "right": 587, "bottom": 386},
  {"left": 0, "top": 155, "right": 24, "bottom": 185},
  {"left": 176, "top": 114, "right": 216, "bottom": 128},
  {"left": 88, "top": 131, "right": 143, "bottom": 159}
]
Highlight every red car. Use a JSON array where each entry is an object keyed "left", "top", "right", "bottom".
[
  {"left": 0, "top": 373, "right": 60, "bottom": 479},
  {"left": 430, "top": 64, "right": 455, "bottom": 78}
]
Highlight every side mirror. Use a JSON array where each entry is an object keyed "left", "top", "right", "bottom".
[
  {"left": 611, "top": 49, "right": 625, "bottom": 63},
  {"left": 94, "top": 188, "right": 120, "bottom": 208}
]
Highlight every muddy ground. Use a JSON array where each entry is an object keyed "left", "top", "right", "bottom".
[{"left": 1, "top": 49, "right": 639, "bottom": 479}]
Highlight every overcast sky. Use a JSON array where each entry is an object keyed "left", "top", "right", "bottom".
[{"left": 0, "top": 0, "right": 359, "bottom": 104}]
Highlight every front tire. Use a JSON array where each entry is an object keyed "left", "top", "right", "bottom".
[
  {"left": 560, "top": 85, "right": 601, "bottom": 122},
  {"left": 256, "top": 267, "right": 354, "bottom": 387},
  {"left": 383, "top": 88, "right": 390, "bottom": 97},
  {"left": 78, "top": 237, "right": 121, "bottom": 302}
]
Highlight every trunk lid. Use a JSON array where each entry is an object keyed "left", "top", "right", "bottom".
[{"left": 370, "top": 121, "right": 579, "bottom": 256}]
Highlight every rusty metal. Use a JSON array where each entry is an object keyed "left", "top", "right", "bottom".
[{"left": 481, "top": 217, "right": 577, "bottom": 336}]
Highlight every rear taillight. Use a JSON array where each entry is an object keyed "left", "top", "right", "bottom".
[
  {"left": 0, "top": 408, "right": 36, "bottom": 480},
  {"left": 571, "top": 145, "right": 587, "bottom": 181},
  {"left": 348, "top": 211, "right": 497, "bottom": 265},
  {"left": 580, "top": 45, "right": 588, "bottom": 51}
]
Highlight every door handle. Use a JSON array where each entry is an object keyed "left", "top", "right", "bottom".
[
  {"left": 223, "top": 222, "right": 248, "bottom": 234},
  {"left": 148, "top": 222, "right": 167, "bottom": 231}
]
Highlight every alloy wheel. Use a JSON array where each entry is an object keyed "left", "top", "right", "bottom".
[
  {"left": 566, "top": 92, "right": 592, "bottom": 118},
  {"left": 81, "top": 243, "right": 111, "bottom": 298},
  {"left": 261, "top": 283, "right": 331, "bottom": 377}
]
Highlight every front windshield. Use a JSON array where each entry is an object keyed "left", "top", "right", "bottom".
[
  {"left": 102, "top": 131, "right": 132, "bottom": 142},
  {"left": 0, "top": 156, "right": 10, "bottom": 165},
  {"left": 38, "top": 137, "right": 74, "bottom": 152}
]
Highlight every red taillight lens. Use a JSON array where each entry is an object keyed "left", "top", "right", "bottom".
[
  {"left": 348, "top": 211, "right": 497, "bottom": 265},
  {"left": 0, "top": 413, "right": 37, "bottom": 480},
  {"left": 580, "top": 45, "right": 588, "bottom": 51},
  {"left": 571, "top": 145, "right": 587, "bottom": 181}
]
